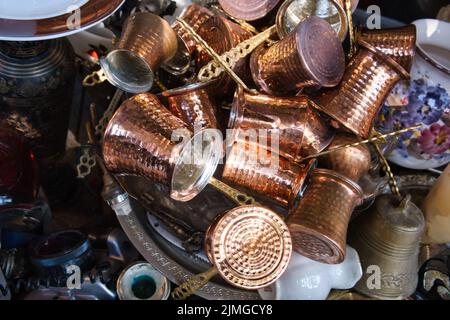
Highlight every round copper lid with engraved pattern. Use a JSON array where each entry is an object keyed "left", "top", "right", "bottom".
[{"left": 205, "top": 205, "right": 292, "bottom": 290}]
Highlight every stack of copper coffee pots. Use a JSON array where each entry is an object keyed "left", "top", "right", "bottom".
[{"left": 97, "top": 1, "right": 431, "bottom": 300}]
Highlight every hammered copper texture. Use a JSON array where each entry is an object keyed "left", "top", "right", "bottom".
[
  {"left": 312, "top": 40, "right": 410, "bottom": 139},
  {"left": 357, "top": 24, "right": 417, "bottom": 72},
  {"left": 196, "top": 16, "right": 252, "bottom": 96},
  {"left": 205, "top": 205, "right": 292, "bottom": 290},
  {"left": 116, "top": 12, "right": 178, "bottom": 71},
  {"left": 287, "top": 169, "right": 363, "bottom": 264},
  {"left": 222, "top": 142, "right": 316, "bottom": 206},
  {"left": 229, "top": 86, "right": 334, "bottom": 161},
  {"left": 162, "top": 82, "right": 220, "bottom": 130},
  {"left": 172, "top": 4, "right": 215, "bottom": 55},
  {"left": 250, "top": 16, "right": 345, "bottom": 96},
  {"left": 324, "top": 133, "right": 371, "bottom": 182},
  {"left": 218, "top": 0, "right": 281, "bottom": 21},
  {"left": 103, "top": 93, "right": 190, "bottom": 187}
]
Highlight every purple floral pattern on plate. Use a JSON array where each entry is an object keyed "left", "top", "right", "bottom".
[{"left": 377, "top": 79, "right": 450, "bottom": 166}]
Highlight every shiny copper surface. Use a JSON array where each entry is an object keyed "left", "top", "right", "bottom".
[
  {"left": 204, "top": 205, "right": 292, "bottom": 290},
  {"left": 287, "top": 169, "right": 363, "bottom": 264},
  {"left": 229, "top": 86, "right": 334, "bottom": 161},
  {"left": 162, "top": 81, "right": 221, "bottom": 130},
  {"left": 357, "top": 24, "right": 417, "bottom": 72},
  {"left": 103, "top": 93, "right": 222, "bottom": 202},
  {"left": 172, "top": 4, "right": 215, "bottom": 55},
  {"left": 103, "top": 93, "right": 189, "bottom": 187},
  {"left": 324, "top": 133, "right": 371, "bottom": 182},
  {"left": 222, "top": 142, "right": 317, "bottom": 206},
  {"left": 312, "top": 40, "right": 410, "bottom": 139},
  {"left": 250, "top": 16, "right": 345, "bottom": 96},
  {"left": 115, "top": 12, "right": 178, "bottom": 72},
  {"left": 196, "top": 16, "right": 252, "bottom": 96},
  {"left": 100, "top": 12, "right": 178, "bottom": 93},
  {"left": 276, "top": 0, "right": 348, "bottom": 41},
  {"left": 349, "top": 195, "right": 425, "bottom": 299},
  {"left": 218, "top": 0, "right": 281, "bottom": 21}
]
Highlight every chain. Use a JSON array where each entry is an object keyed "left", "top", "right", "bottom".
[{"left": 198, "top": 25, "right": 277, "bottom": 82}]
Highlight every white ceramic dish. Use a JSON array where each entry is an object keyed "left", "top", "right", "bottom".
[{"left": 0, "top": 0, "right": 89, "bottom": 20}]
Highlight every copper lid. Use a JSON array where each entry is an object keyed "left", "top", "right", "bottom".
[
  {"left": 205, "top": 205, "right": 292, "bottom": 290},
  {"left": 218, "top": 0, "right": 282, "bottom": 21}
]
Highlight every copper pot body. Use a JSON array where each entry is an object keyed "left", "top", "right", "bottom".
[
  {"left": 357, "top": 24, "right": 417, "bottom": 72},
  {"left": 100, "top": 12, "right": 178, "bottom": 93},
  {"left": 287, "top": 169, "right": 363, "bottom": 264},
  {"left": 162, "top": 82, "right": 221, "bottom": 130},
  {"left": 222, "top": 141, "right": 316, "bottom": 206},
  {"left": 218, "top": 0, "right": 282, "bottom": 21},
  {"left": 250, "top": 16, "right": 345, "bottom": 96},
  {"left": 349, "top": 195, "right": 425, "bottom": 300},
  {"left": 172, "top": 4, "right": 215, "bottom": 55},
  {"left": 324, "top": 133, "right": 371, "bottom": 182},
  {"left": 103, "top": 93, "right": 221, "bottom": 202},
  {"left": 205, "top": 205, "right": 292, "bottom": 290},
  {"left": 196, "top": 16, "right": 252, "bottom": 97},
  {"left": 312, "top": 40, "right": 410, "bottom": 138},
  {"left": 229, "top": 86, "right": 334, "bottom": 161}
]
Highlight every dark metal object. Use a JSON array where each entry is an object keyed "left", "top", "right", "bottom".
[
  {"left": 311, "top": 40, "right": 410, "bottom": 139},
  {"left": 287, "top": 169, "right": 363, "bottom": 264},
  {"left": 357, "top": 24, "right": 417, "bottom": 72},
  {"left": 229, "top": 86, "right": 334, "bottom": 161},
  {"left": 250, "top": 16, "right": 345, "bottom": 96},
  {"left": 223, "top": 142, "right": 316, "bottom": 206},
  {"left": 218, "top": 0, "right": 281, "bottom": 21},
  {"left": 0, "top": 40, "right": 76, "bottom": 160}
]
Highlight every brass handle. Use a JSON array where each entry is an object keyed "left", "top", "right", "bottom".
[
  {"left": 95, "top": 89, "right": 124, "bottom": 139},
  {"left": 82, "top": 69, "right": 107, "bottom": 87},
  {"left": 172, "top": 267, "right": 218, "bottom": 300},
  {"left": 209, "top": 177, "right": 261, "bottom": 206},
  {"left": 198, "top": 25, "right": 277, "bottom": 82}
]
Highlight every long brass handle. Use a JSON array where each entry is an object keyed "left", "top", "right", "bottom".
[
  {"left": 209, "top": 177, "right": 261, "bottom": 206},
  {"left": 172, "top": 267, "right": 218, "bottom": 300}
]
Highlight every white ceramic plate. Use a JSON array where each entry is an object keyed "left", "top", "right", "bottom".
[{"left": 0, "top": 0, "right": 89, "bottom": 20}]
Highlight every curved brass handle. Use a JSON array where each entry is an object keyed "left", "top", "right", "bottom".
[
  {"left": 82, "top": 69, "right": 107, "bottom": 87},
  {"left": 209, "top": 177, "right": 261, "bottom": 206},
  {"left": 198, "top": 25, "right": 277, "bottom": 83},
  {"left": 172, "top": 267, "right": 218, "bottom": 300}
]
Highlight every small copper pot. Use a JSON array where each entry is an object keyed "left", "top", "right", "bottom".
[
  {"left": 229, "top": 86, "right": 334, "bottom": 161},
  {"left": 222, "top": 141, "right": 317, "bottom": 206},
  {"left": 163, "top": 4, "right": 215, "bottom": 75},
  {"left": 205, "top": 205, "right": 292, "bottom": 290},
  {"left": 323, "top": 133, "right": 371, "bottom": 182},
  {"left": 196, "top": 16, "right": 252, "bottom": 97},
  {"left": 357, "top": 24, "right": 417, "bottom": 72},
  {"left": 250, "top": 16, "right": 345, "bottom": 96},
  {"left": 100, "top": 12, "right": 178, "bottom": 93},
  {"left": 287, "top": 169, "right": 363, "bottom": 264},
  {"left": 276, "top": 0, "right": 348, "bottom": 41},
  {"left": 218, "top": 0, "right": 282, "bottom": 21},
  {"left": 103, "top": 93, "right": 222, "bottom": 202},
  {"left": 311, "top": 40, "right": 410, "bottom": 139},
  {"left": 161, "top": 81, "right": 221, "bottom": 130}
]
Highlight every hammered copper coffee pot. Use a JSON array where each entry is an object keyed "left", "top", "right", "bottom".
[
  {"left": 229, "top": 86, "right": 334, "bottom": 161},
  {"left": 349, "top": 194, "right": 425, "bottom": 300},
  {"left": 102, "top": 93, "right": 222, "bottom": 202}
]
